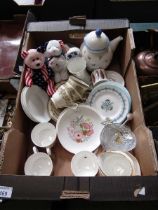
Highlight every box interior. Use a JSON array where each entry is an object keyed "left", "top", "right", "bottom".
[{"left": 1, "top": 26, "right": 158, "bottom": 177}]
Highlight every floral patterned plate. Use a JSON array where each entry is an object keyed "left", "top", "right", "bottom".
[
  {"left": 56, "top": 104, "right": 103, "bottom": 154},
  {"left": 86, "top": 81, "right": 131, "bottom": 123}
]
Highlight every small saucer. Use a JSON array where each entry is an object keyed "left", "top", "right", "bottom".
[
  {"left": 98, "top": 151, "right": 135, "bottom": 176},
  {"left": 71, "top": 151, "right": 99, "bottom": 176},
  {"left": 106, "top": 70, "right": 125, "bottom": 86}
]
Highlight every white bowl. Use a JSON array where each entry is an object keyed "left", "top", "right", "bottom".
[
  {"left": 71, "top": 151, "right": 99, "bottom": 176},
  {"left": 98, "top": 151, "right": 135, "bottom": 176},
  {"left": 31, "top": 122, "right": 56, "bottom": 148},
  {"left": 24, "top": 152, "right": 53, "bottom": 176},
  {"left": 56, "top": 104, "right": 103, "bottom": 154}
]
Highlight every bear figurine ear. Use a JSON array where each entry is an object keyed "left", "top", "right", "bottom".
[
  {"left": 37, "top": 42, "right": 48, "bottom": 53},
  {"left": 21, "top": 50, "right": 29, "bottom": 59}
]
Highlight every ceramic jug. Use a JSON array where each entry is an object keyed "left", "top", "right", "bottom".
[{"left": 80, "top": 29, "right": 123, "bottom": 71}]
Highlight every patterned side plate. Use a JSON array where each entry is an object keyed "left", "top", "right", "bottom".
[{"left": 86, "top": 81, "right": 131, "bottom": 123}]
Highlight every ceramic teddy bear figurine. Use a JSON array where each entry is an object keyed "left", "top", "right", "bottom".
[
  {"left": 37, "top": 40, "right": 69, "bottom": 83},
  {"left": 37, "top": 40, "right": 67, "bottom": 58},
  {"left": 48, "top": 55, "right": 69, "bottom": 83},
  {"left": 21, "top": 48, "right": 55, "bottom": 96}
]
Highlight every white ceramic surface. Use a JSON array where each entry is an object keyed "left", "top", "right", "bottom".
[
  {"left": 22, "top": 85, "right": 51, "bottom": 123},
  {"left": 106, "top": 70, "right": 125, "bottom": 86},
  {"left": 31, "top": 122, "right": 56, "bottom": 148},
  {"left": 56, "top": 104, "right": 103, "bottom": 154},
  {"left": 86, "top": 81, "right": 131, "bottom": 123},
  {"left": 126, "top": 152, "right": 141, "bottom": 176},
  {"left": 65, "top": 47, "right": 81, "bottom": 60},
  {"left": 67, "top": 57, "right": 90, "bottom": 84},
  {"left": 98, "top": 151, "right": 134, "bottom": 176},
  {"left": 24, "top": 152, "right": 53, "bottom": 176},
  {"left": 83, "top": 29, "right": 110, "bottom": 52},
  {"left": 21, "top": 86, "right": 38, "bottom": 122},
  {"left": 71, "top": 151, "right": 99, "bottom": 176}
]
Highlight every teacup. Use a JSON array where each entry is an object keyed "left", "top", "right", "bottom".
[
  {"left": 31, "top": 122, "right": 57, "bottom": 155},
  {"left": 51, "top": 76, "right": 90, "bottom": 109},
  {"left": 91, "top": 68, "right": 108, "bottom": 86},
  {"left": 67, "top": 57, "right": 91, "bottom": 84},
  {"left": 24, "top": 147, "right": 53, "bottom": 176}
]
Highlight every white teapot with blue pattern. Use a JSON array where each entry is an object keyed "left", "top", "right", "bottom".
[{"left": 80, "top": 29, "right": 123, "bottom": 71}]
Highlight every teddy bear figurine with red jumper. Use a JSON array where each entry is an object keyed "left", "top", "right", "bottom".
[{"left": 21, "top": 48, "right": 56, "bottom": 96}]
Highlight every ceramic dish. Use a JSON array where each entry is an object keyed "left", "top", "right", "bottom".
[
  {"left": 86, "top": 81, "right": 131, "bottom": 123},
  {"left": 31, "top": 122, "right": 56, "bottom": 148},
  {"left": 97, "top": 151, "right": 135, "bottom": 176},
  {"left": 24, "top": 152, "right": 53, "bottom": 176},
  {"left": 25, "top": 85, "right": 51, "bottom": 123},
  {"left": 56, "top": 104, "right": 103, "bottom": 154},
  {"left": 106, "top": 70, "right": 125, "bottom": 86},
  {"left": 100, "top": 123, "right": 137, "bottom": 152},
  {"left": 127, "top": 152, "right": 141, "bottom": 176},
  {"left": 71, "top": 151, "right": 99, "bottom": 176},
  {"left": 21, "top": 86, "right": 38, "bottom": 122}
]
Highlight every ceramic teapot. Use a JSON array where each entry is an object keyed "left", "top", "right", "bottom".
[{"left": 80, "top": 29, "right": 123, "bottom": 71}]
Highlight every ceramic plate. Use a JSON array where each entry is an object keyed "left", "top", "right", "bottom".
[
  {"left": 24, "top": 85, "right": 51, "bottom": 123},
  {"left": 21, "top": 87, "right": 39, "bottom": 122},
  {"left": 100, "top": 123, "right": 137, "bottom": 152},
  {"left": 106, "top": 70, "right": 125, "bottom": 86},
  {"left": 86, "top": 81, "right": 131, "bottom": 123},
  {"left": 56, "top": 104, "right": 103, "bottom": 154},
  {"left": 126, "top": 152, "right": 141, "bottom": 176},
  {"left": 97, "top": 151, "right": 135, "bottom": 176},
  {"left": 71, "top": 151, "right": 99, "bottom": 176},
  {"left": 24, "top": 152, "right": 53, "bottom": 176},
  {"left": 31, "top": 122, "right": 56, "bottom": 148}
]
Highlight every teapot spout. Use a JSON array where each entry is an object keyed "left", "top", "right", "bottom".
[{"left": 110, "top": 36, "right": 123, "bottom": 53}]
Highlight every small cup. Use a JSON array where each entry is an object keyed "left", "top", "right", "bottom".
[
  {"left": 31, "top": 122, "right": 57, "bottom": 155},
  {"left": 67, "top": 57, "right": 91, "bottom": 84},
  {"left": 91, "top": 68, "right": 108, "bottom": 86},
  {"left": 51, "top": 85, "right": 74, "bottom": 109},
  {"left": 51, "top": 76, "right": 90, "bottom": 109},
  {"left": 24, "top": 147, "right": 53, "bottom": 176}
]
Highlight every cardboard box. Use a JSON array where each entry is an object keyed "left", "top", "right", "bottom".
[{"left": 0, "top": 12, "right": 158, "bottom": 201}]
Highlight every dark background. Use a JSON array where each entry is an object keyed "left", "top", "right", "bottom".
[{"left": 1, "top": 0, "right": 158, "bottom": 22}]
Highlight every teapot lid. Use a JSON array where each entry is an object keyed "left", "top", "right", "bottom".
[{"left": 84, "top": 29, "right": 110, "bottom": 53}]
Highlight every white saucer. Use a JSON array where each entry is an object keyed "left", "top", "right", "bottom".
[
  {"left": 86, "top": 81, "right": 131, "bottom": 123},
  {"left": 71, "top": 151, "right": 99, "bottom": 176},
  {"left": 31, "top": 122, "right": 56, "bottom": 148},
  {"left": 126, "top": 152, "right": 141, "bottom": 176},
  {"left": 25, "top": 85, "right": 51, "bottom": 123},
  {"left": 56, "top": 104, "right": 103, "bottom": 154},
  {"left": 98, "top": 151, "right": 135, "bottom": 176},
  {"left": 21, "top": 87, "right": 38, "bottom": 122},
  {"left": 106, "top": 70, "right": 125, "bottom": 86},
  {"left": 24, "top": 152, "right": 53, "bottom": 176}
]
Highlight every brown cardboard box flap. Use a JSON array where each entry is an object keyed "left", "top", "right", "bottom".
[
  {"left": 134, "top": 125, "right": 158, "bottom": 175},
  {"left": 0, "top": 129, "right": 27, "bottom": 175},
  {"left": 27, "top": 19, "right": 129, "bottom": 32}
]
